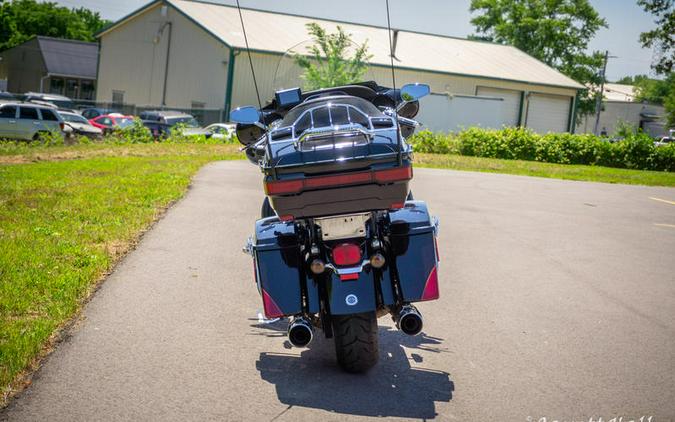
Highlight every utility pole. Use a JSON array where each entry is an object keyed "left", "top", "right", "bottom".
[{"left": 593, "top": 50, "right": 610, "bottom": 136}]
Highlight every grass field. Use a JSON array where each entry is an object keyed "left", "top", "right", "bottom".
[
  {"left": 0, "top": 141, "right": 673, "bottom": 403},
  {"left": 415, "top": 153, "right": 675, "bottom": 187},
  {"left": 0, "top": 144, "right": 240, "bottom": 402}
]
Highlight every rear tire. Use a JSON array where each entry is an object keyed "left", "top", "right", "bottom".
[{"left": 332, "top": 312, "right": 379, "bottom": 373}]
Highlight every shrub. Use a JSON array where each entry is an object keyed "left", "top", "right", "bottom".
[{"left": 407, "top": 127, "right": 674, "bottom": 172}]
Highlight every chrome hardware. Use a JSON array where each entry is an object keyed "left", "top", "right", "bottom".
[
  {"left": 395, "top": 304, "right": 423, "bottom": 336},
  {"left": 242, "top": 236, "right": 254, "bottom": 256}
]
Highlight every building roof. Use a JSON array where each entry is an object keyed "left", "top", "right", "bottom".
[
  {"left": 100, "top": 0, "right": 583, "bottom": 90},
  {"left": 602, "top": 83, "right": 636, "bottom": 102},
  {"left": 36, "top": 37, "right": 98, "bottom": 79}
]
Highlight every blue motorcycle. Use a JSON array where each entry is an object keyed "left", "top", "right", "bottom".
[{"left": 233, "top": 81, "right": 440, "bottom": 372}]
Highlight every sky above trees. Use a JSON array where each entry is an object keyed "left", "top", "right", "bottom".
[{"left": 51, "top": 0, "right": 659, "bottom": 81}]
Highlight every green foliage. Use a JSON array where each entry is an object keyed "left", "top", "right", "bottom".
[
  {"left": 469, "top": 0, "right": 607, "bottom": 118},
  {"left": 409, "top": 128, "right": 675, "bottom": 171},
  {"left": 111, "top": 118, "right": 153, "bottom": 144},
  {"left": 0, "top": 0, "right": 110, "bottom": 50},
  {"left": 637, "top": 0, "right": 674, "bottom": 75},
  {"left": 295, "top": 23, "right": 372, "bottom": 90}
]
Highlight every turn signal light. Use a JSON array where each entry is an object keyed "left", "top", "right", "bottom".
[
  {"left": 369, "top": 253, "right": 386, "bottom": 269},
  {"left": 332, "top": 243, "right": 362, "bottom": 267},
  {"left": 310, "top": 258, "right": 325, "bottom": 274}
]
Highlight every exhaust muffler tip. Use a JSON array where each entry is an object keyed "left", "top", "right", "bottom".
[
  {"left": 396, "top": 305, "right": 423, "bottom": 336},
  {"left": 288, "top": 317, "right": 313, "bottom": 347}
]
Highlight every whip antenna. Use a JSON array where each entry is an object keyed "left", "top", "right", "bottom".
[
  {"left": 385, "top": 0, "right": 397, "bottom": 103},
  {"left": 235, "top": 0, "right": 262, "bottom": 110},
  {"left": 384, "top": 0, "right": 403, "bottom": 165}
]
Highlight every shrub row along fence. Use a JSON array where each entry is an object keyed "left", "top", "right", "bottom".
[{"left": 408, "top": 128, "right": 675, "bottom": 172}]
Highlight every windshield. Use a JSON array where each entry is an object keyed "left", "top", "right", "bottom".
[
  {"left": 165, "top": 116, "right": 199, "bottom": 127},
  {"left": 62, "top": 113, "right": 89, "bottom": 124}
]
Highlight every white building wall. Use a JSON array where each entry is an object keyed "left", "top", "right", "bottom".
[
  {"left": 578, "top": 101, "right": 666, "bottom": 136},
  {"left": 97, "top": 3, "right": 230, "bottom": 109}
]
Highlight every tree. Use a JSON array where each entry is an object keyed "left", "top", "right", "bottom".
[
  {"left": 637, "top": 0, "right": 674, "bottom": 75},
  {"left": 295, "top": 23, "right": 372, "bottom": 90},
  {"left": 0, "top": 0, "right": 110, "bottom": 51},
  {"left": 469, "top": 0, "right": 608, "bottom": 118}
]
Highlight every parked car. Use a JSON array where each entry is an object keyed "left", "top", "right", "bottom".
[
  {"left": 59, "top": 111, "right": 103, "bottom": 139},
  {"left": 0, "top": 91, "right": 16, "bottom": 103},
  {"left": 89, "top": 114, "right": 135, "bottom": 134},
  {"left": 142, "top": 120, "right": 172, "bottom": 139},
  {"left": 205, "top": 123, "right": 235, "bottom": 140},
  {"left": 81, "top": 107, "right": 119, "bottom": 120},
  {"left": 655, "top": 129, "right": 674, "bottom": 147},
  {"left": 23, "top": 92, "right": 77, "bottom": 112},
  {"left": 0, "top": 102, "right": 64, "bottom": 140},
  {"left": 138, "top": 110, "right": 211, "bottom": 138}
]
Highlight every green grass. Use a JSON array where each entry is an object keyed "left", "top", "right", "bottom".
[
  {"left": 0, "top": 144, "right": 241, "bottom": 402},
  {"left": 415, "top": 153, "right": 675, "bottom": 187}
]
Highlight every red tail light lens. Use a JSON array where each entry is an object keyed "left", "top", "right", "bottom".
[
  {"left": 264, "top": 179, "right": 303, "bottom": 195},
  {"left": 374, "top": 166, "right": 413, "bottom": 183},
  {"left": 59, "top": 122, "right": 65, "bottom": 130},
  {"left": 332, "top": 243, "right": 362, "bottom": 266},
  {"left": 263, "top": 165, "right": 412, "bottom": 196}
]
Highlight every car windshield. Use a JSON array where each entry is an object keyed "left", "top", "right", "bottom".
[
  {"left": 62, "top": 113, "right": 89, "bottom": 124},
  {"left": 165, "top": 116, "right": 199, "bottom": 127},
  {"left": 116, "top": 118, "right": 135, "bottom": 128}
]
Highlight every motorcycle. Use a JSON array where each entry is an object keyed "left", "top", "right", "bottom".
[{"left": 231, "top": 41, "right": 440, "bottom": 372}]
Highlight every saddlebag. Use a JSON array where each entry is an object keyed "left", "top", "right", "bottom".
[
  {"left": 252, "top": 217, "right": 304, "bottom": 318},
  {"left": 387, "top": 201, "right": 440, "bottom": 303}
]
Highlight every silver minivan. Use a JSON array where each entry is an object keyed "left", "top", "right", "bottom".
[{"left": 0, "top": 103, "right": 65, "bottom": 140}]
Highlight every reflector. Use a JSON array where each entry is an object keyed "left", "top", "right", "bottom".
[{"left": 262, "top": 288, "right": 284, "bottom": 318}]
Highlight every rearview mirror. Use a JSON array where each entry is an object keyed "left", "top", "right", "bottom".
[
  {"left": 400, "top": 83, "right": 430, "bottom": 102},
  {"left": 230, "top": 106, "right": 260, "bottom": 125}
]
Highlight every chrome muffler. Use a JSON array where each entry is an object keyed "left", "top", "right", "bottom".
[
  {"left": 396, "top": 305, "right": 423, "bottom": 336},
  {"left": 287, "top": 317, "right": 313, "bottom": 347}
]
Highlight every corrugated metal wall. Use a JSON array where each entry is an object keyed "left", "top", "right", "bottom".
[{"left": 98, "top": 3, "right": 230, "bottom": 109}]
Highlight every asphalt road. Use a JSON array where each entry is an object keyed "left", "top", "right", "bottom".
[{"left": 3, "top": 161, "right": 675, "bottom": 421}]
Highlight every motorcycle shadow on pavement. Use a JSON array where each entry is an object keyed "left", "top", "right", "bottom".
[{"left": 250, "top": 319, "right": 454, "bottom": 419}]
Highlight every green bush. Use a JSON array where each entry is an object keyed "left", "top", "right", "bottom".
[{"left": 408, "top": 127, "right": 675, "bottom": 172}]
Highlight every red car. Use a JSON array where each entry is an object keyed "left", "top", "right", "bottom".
[{"left": 88, "top": 114, "right": 135, "bottom": 134}]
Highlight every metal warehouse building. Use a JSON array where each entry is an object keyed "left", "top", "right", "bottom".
[{"left": 96, "top": 0, "right": 583, "bottom": 133}]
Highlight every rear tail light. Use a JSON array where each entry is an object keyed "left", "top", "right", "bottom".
[
  {"left": 263, "top": 165, "right": 412, "bottom": 196},
  {"left": 59, "top": 122, "right": 65, "bottom": 131},
  {"left": 373, "top": 166, "right": 413, "bottom": 183},
  {"left": 332, "top": 243, "right": 362, "bottom": 267}
]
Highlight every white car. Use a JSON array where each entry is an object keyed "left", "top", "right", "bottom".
[
  {"left": 59, "top": 111, "right": 103, "bottom": 139},
  {"left": 205, "top": 123, "right": 236, "bottom": 140},
  {"left": 0, "top": 102, "right": 64, "bottom": 140}
]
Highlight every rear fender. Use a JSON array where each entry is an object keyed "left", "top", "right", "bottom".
[{"left": 325, "top": 268, "right": 377, "bottom": 315}]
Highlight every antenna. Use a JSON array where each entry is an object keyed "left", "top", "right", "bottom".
[
  {"left": 384, "top": 0, "right": 403, "bottom": 166},
  {"left": 235, "top": 0, "right": 262, "bottom": 110},
  {"left": 384, "top": 0, "right": 397, "bottom": 101}
]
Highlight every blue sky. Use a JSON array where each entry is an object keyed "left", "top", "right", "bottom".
[{"left": 55, "top": 0, "right": 659, "bottom": 81}]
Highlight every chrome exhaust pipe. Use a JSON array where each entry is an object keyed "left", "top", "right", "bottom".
[
  {"left": 396, "top": 305, "right": 423, "bottom": 336},
  {"left": 287, "top": 317, "right": 313, "bottom": 347}
]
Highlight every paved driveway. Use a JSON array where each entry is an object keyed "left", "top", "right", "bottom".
[{"left": 3, "top": 161, "right": 674, "bottom": 421}]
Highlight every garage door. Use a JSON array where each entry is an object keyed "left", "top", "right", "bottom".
[
  {"left": 526, "top": 94, "right": 571, "bottom": 133},
  {"left": 476, "top": 87, "right": 522, "bottom": 127}
]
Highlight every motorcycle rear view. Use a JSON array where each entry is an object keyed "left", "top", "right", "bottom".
[
  {"left": 231, "top": 0, "right": 440, "bottom": 372},
  {"left": 236, "top": 82, "right": 440, "bottom": 372}
]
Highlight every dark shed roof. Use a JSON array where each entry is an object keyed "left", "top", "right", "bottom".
[{"left": 36, "top": 37, "right": 98, "bottom": 79}]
